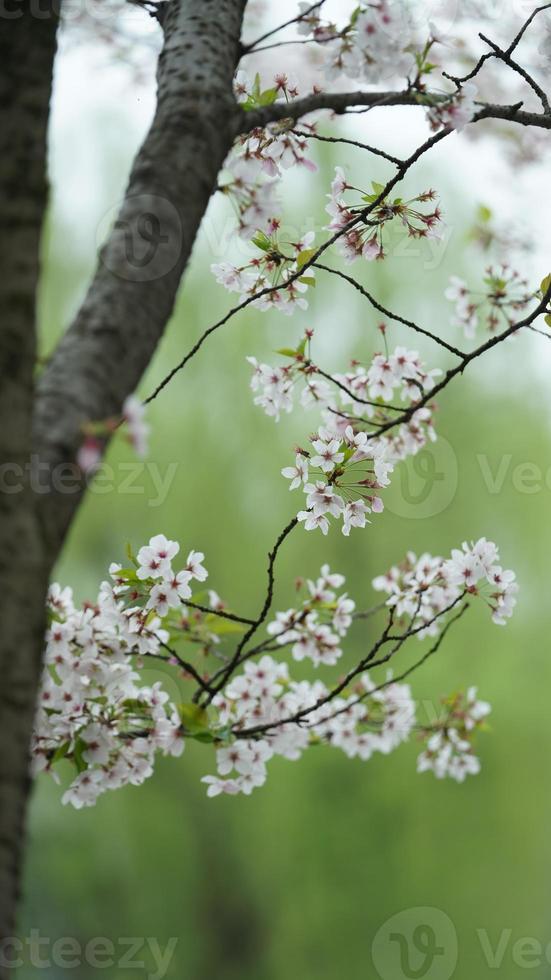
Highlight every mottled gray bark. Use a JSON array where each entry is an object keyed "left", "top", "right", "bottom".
[
  {"left": 33, "top": 0, "right": 247, "bottom": 554},
  {"left": 0, "top": 0, "right": 247, "bottom": 953},
  {"left": 0, "top": 0, "right": 59, "bottom": 950}
]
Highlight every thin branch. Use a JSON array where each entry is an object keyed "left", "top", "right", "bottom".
[
  {"left": 185, "top": 600, "right": 256, "bottom": 626},
  {"left": 242, "top": 0, "right": 327, "bottom": 53},
  {"left": 203, "top": 516, "right": 299, "bottom": 702},
  {"left": 291, "top": 129, "right": 404, "bottom": 167},
  {"left": 314, "top": 263, "right": 466, "bottom": 358},
  {"left": 367, "top": 282, "right": 551, "bottom": 442},
  {"left": 480, "top": 32, "right": 551, "bottom": 114},
  {"left": 314, "top": 602, "right": 471, "bottom": 730},
  {"left": 442, "top": 52, "right": 495, "bottom": 86},
  {"left": 445, "top": 4, "right": 551, "bottom": 86},
  {"left": 353, "top": 600, "right": 389, "bottom": 621},
  {"left": 314, "top": 363, "right": 404, "bottom": 412},
  {"left": 155, "top": 639, "right": 215, "bottom": 694},
  {"left": 292, "top": 128, "right": 404, "bottom": 166},
  {"left": 145, "top": 129, "right": 453, "bottom": 405},
  {"left": 234, "top": 595, "right": 467, "bottom": 739},
  {"left": 506, "top": 2, "right": 551, "bottom": 55},
  {"left": 242, "top": 35, "right": 339, "bottom": 56},
  {"left": 371, "top": 603, "right": 470, "bottom": 691}
]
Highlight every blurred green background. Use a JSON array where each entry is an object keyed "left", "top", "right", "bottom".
[{"left": 17, "top": 76, "right": 551, "bottom": 980}]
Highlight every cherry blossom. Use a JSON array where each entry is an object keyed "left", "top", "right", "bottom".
[
  {"left": 326, "top": 168, "right": 444, "bottom": 264},
  {"left": 427, "top": 83, "right": 479, "bottom": 132},
  {"left": 445, "top": 264, "right": 534, "bottom": 338},
  {"left": 212, "top": 221, "right": 315, "bottom": 314},
  {"left": 123, "top": 395, "right": 149, "bottom": 457},
  {"left": 373, "top": 538, "right": 518, "bottom": 635}
]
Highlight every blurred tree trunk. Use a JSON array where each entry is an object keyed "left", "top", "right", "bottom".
[
  {"left": 0, "top": 0, "right": 247, "bottom": 955},
  {"left": 0, "top": 0, "right": 59, "bottom": 949}
]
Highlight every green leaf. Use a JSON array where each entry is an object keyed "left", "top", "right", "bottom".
[
  {"left": 299, "top": 276, "right": 316, "bottom": 287},
  {"left": 276, "top": 347, "right": 300, "bottom": 358},
  {"left": 178, "top": 702, "right": 210, "bottom": 734},
  {"left": 371, "top": 181, "right": 386, "bottom": 196},
  {"left": 125, "top": 542, "right": 137, "bottom": 566},
  {"left": 477, "top": 204, "right": 493, "bottom": 223},
  {"left": 296, "top": 248, "right": 316, "bottom": 270},
  {"left": 190, "top": 731, "right": 218, "bottom": 744},
  {"left": 116, "top": 567, "right": 140, "bottom": 583},
  {"left": 52, "top": 741, "right": 71, "bottom": 765},
  {"left": 73, "top": 739, "right": 88, "bottom": 774},
  {"left": 540, "top": 274, "right": 551, "bottom": 296},
  {"left": 258, "top": 87, "right": 278, "bottom": 106},
  {"left": 545, "top": 314, "right": 551, "bottom": 328},
  {"left": 252, "top": 231, "right": 272, "bottom": 252}
]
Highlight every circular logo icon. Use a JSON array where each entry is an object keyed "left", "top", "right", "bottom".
[
  {"left": 96, "top": 193, "right": 183, "bottom": 283},
  {"left": 372, "top": 907, "right": 458, "bottom": 980},
  {"left": 384, "top": 436, "right": 458, "bottom": 520}
]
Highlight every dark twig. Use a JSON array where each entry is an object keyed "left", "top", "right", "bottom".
[
  {"left": 444, "top": 4, "right": 551, "bottom": 87},
  {"left": 506, "top": 3, "right": 551, "bottom": 55},
  {"left": 203, "top": 516, "right": 299, "bottom": 702},
  {"left": 314, "top": 263, "right": 466, "bottom": 358},
  {"left": 314, "top": 602, "right": 471, "bottom": 730},
  {"left": 292, "top": 128, "right": 404, "bottom": 166},
  {"left": 145, "top": 130, "right": 453, "bottom": 406},
  {"left": 185, "top": 600, "right": 256, "bottom": 627},
  {"left": 154, "top": 639, "right": 215, "bottom": 694},
  {"left": 242, "top": 0, "right": 327, "bottom": 53},
  {"left": 366, "top": 282, "right": 551, "bottom": 442},
  {"left": 314, "top": 363, "right": 404, "bottom": 412},
  {"left": 479, "top": 33, "right": 550, "bottom": 114}
]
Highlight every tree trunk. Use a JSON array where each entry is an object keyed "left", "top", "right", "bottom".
[
  {"left": 0, "top": 1, "right": 59, "bottom": 948},
  {"left": 0, "top": 0, "right": 248, "bottom": 948},
  {"left": 34, "top": 0, "right": 248, "bottom": 555}
]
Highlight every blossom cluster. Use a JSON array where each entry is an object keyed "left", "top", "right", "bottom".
[
  {"left": 296, "top": 1, "right": 417, "bottom": 85},
  {"left": 247, "top": 333, "right": 440, "bottom": 421},
  {"left": 35, "top": 536, "right": 517, "bottom": 806},
  {"left": 284, "top": 424, "right": 388, "bottom": 536},
  {"left": 215, "top": 69, "right": 317, "bottom": 246},
  {"left": 246, "top": 335, "right": 441, "bottom": 535},
  {"left": 417, "top": 688, "right": 491, "bottom": 782},
  {"left": 202, "top": 667, "right": 417, "bottom": 797},
  {"left": 373, "top": 537, "right": 518, "bottom": 634},
  {"left": 32, "top": 535, "right": 208, "bottom": 809},
  {"left": 445, "top": 265, "right": 534, "bottom": 339},
  {"left": 426, "top": 84, "right": 478, "bottom": 133},
  {"left": 266, "top": 565, "right": 355, "bottom": 665},
  {"left": 77, "top": 394, "right": 150, "bottom": 474},
  {"left": 326, "top": 168, "right": 444, "bottom": 264},
  {"left": 212, "top": 221, "right": 315, "bottom": 315}
]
